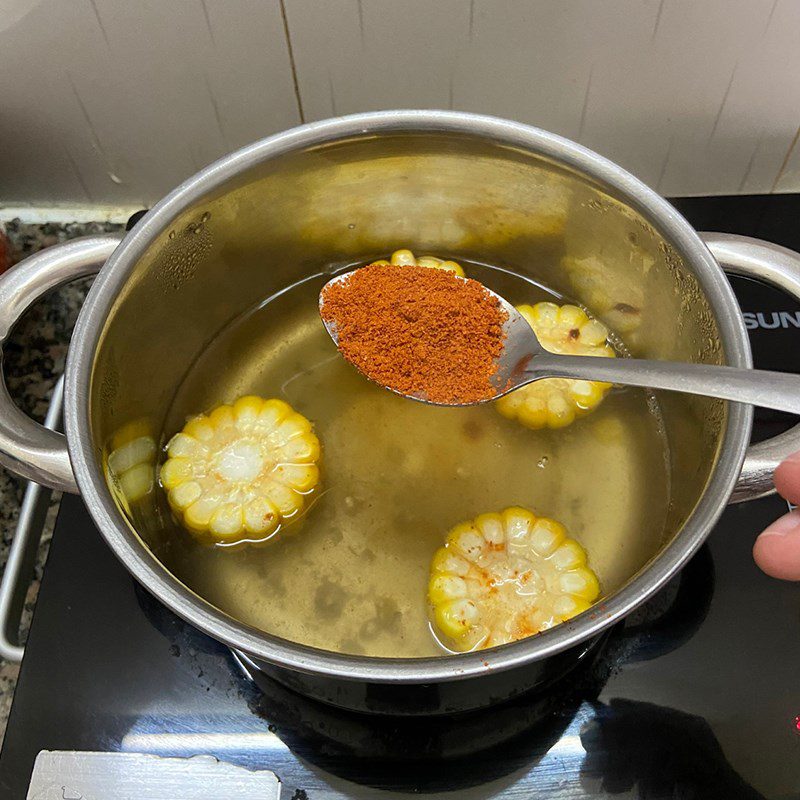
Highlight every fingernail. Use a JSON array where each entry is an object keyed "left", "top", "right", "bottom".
[
  {"left": 760, "top": 510, "right": 800, "bottom": 537},
  {"left": 783, "top": 451, "right": 800, "bottom": 465}
]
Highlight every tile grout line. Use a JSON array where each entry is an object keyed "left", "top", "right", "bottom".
[
  {"left": 278, "top": 0, "right": 306, "bottom": 124},
  {"left": 771, "top": 121, "right": 800, "bottom": 192}
]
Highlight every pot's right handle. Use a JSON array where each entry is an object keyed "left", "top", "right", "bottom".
[
  {"left": 699, "top": 232, "right": 800, "bottom": 504},
  {"left": 0, "top": 235, "right": 123, "bottom": 493}
]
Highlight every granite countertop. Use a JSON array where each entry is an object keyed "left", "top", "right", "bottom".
[{"left": 0, "top": 218, "right": 125, "bottom": 745}]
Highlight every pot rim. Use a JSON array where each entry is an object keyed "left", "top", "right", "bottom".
[{"left": 64, "top": 110, "right": 752, "bottom": 684}]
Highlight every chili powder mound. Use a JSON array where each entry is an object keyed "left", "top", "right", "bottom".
[{"left": 320, "top": 263, "right": 508, "bottom": 404}]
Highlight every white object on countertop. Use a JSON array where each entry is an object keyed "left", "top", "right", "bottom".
[{"left": 26, "top": 751, "right": 281, "bottom": 800}]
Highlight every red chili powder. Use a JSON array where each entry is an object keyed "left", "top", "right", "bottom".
[{"left": 320, "top": 263, "right": 508, "bottom": 404}]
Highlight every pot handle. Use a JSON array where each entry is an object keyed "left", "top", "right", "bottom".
[
  {"left": 699, "top": 232, "right": 800, "bottom": 504},
  {"left": 0, "top": 235, "right": 123, "bottom": 493}
]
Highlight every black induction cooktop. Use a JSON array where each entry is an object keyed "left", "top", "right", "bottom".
[{"left": 1, "top": 195, "right": 799, "bottom": 799}]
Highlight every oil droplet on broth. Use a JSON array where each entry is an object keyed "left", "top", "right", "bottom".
[{"left": 155, "top": 260, "right": 671, "bottom": 658}]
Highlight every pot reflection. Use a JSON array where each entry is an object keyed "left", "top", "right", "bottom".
[
  {"left": 238, "top": 633, "right": 620, "bottom": 793},
  {"left": 131, "top": 545, "right": 737, "bottom": 797}
]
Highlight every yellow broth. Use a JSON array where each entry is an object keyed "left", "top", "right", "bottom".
[{"left": 153, "top": 261, "right": 670, "bottom": 657}]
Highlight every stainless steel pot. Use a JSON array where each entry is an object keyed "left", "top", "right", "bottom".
[{"left": 3, "top": 112, "right": 800, "bottom": 715}]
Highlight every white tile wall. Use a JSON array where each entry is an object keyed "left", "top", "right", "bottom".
[{"left": 1, "top": 0, "right": 798, "bottom": 205}]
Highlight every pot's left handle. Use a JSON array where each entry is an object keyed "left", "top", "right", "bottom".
[{"left": 0, "top": 235, "right": 123, "bottom": 493}]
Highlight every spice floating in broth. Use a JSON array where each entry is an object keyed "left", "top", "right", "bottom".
[{"left": 319, "top": 262, "right": 508, "bottom": 404}]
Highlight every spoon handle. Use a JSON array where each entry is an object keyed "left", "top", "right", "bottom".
[{"left": 530, "top": 354, "right": 800, "bottom": 415}]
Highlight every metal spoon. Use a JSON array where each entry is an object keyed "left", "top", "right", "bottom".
[{"left": 320, "top": 273, "right": 800, "bottom": 413}]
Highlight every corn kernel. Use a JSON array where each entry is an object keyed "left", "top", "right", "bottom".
[
  {"left": 428, "top": 508, "right": 600, "bottom": 652},
  {"left": 208, "top": 404, "right": 235, "bottom": 428},
  {"left": 529, "top": 518, "right": 566, "bottom": 557},
  {"left": 263, "top": 480, "right": 304, "bottom": 517},
  {"left": 233, "top": 395, "right": 264, "bottom": 426},
  {"left": 579, "top": 319, "right": 609, "bottom": 346},
  {"left": 569, "top": 380, "right": 604, "bottom": 411},
  {"left": 557, "top": 567, "right": 600, "bottom": 601},
  {"left": 547, "top": 395, "right": 576, "bottom": 428},
  {"left": 169, "top": 481, "right": 202, "bottom": 511},
  {"left": 210, "top": 504, "right": 245, "bottom": 539},
  {"left": 551, "top": 540, "right": 587, "bottom": 570},
  {"left": 160, "top": 457, "right": 192, "bottom": 490},
  {"left": 243, "top": 497, "right": 280, "bottom": 536},
  {"left": 553, "top": 595, "right": 591, "bottom": 620},
  {"left": 428, "top": 574, "right": 468, "bottom": 604},
  {"left": 119, "top": 462, "right": 154, "bottom": 502},
  {"left": 167, "top": 433, "right": 200, "bottom": 458},
  {"left": 435, "top": 599, "right": 479, "bottom": 638},
  {"left": 159, "top": 395, "right": 320, "bottom": 544},
  {"left": 449, "top": 525, "right": 484, "bottom": 562},
  {"left": 107, "top": 436, "right": 156, "bottom": 476},
  {"left": 259, "top": 399, "right": 292, "bottom": 431},
  {"left": 438, "top": 260, "right": 465, "bottom": 277},
  {"left": 529, "top": 302, "right": 558, "bottom": 325},
  {"left": 185, "top": 497, "right": 219, "bottom": 530},
  {"left": 557, "top": 304, "right": 588, "bottom": 328},
  {"left": 275, "top": 436, "right": 320, "bottom": 463},
  {"left": 272, "top": 413, "right": 312, "bottom": 445},
  {"left": 385, "top": 249, "right": 466, "bottom": 276},
  {"left": 391, "top": 248, "right": 417, "bottom": 266},
  {"left": 569, "top": 380, "right": 594, "bottom": 399},
  {"left": 431, "top": 547, "right": 470, "bottom": 577},
  {"left": 516, "top": 397, "right": 548, "bottom": 429},
  {"left": 474, "top": 513, "right": 504, "bottom": 545},
  {"left": 502, "top": 507, "right": 535, "bottom": 544},
  {"left": 183, "top": 417, "right": 214, "bottom": 442},
  {"left": 110, "top": 418, "right": 152, "bottom": 451},
  {"left": 495, "top": 390, "right": 523, "bottom": 417},
  {"left": 273, "top": 463, "right": 319, "bottom": 492}
]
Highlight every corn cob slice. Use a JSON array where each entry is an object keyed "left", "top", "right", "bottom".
[
  {"left": 428, "top": 507, "right": 600, "bottom": 652},
  {"left": 561, "top": 254, "right": 647, "bottom": 335},
  {"left": 368, "top": 248, "right": 465, "bottom": 277},
  {"left": 496, "top": 302, "right": 616, "bottom": 429},
  {"left": 105, "top": 418, "right": 157, "bottom": 511},
  {"left": 160, "top": 396, "right": 320, "bottom": 544}
]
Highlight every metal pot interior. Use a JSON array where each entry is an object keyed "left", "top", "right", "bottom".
[{"left": 85, "top": 121, "right": 729, "bottom": 670}]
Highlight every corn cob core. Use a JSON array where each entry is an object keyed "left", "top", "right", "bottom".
[
  {"left": 368, "top": 248, "right": 465, "bottom": 277},
  {"left": 160, "top": 396, "right": 320, "bottom": 544},
  {"left": 496, "top": 302, "right": 616, "bottom": 429},
  {"left": 428, "top": 507, "right": 600, "bottom": 652}
]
